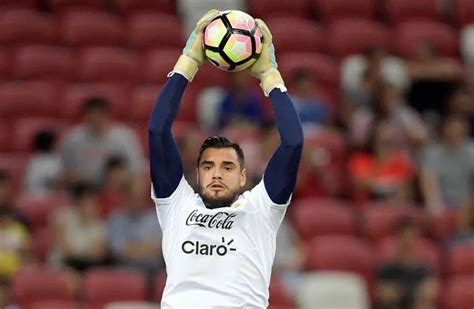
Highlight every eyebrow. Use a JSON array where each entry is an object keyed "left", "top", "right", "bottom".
[{"left": 200, "top": 160, "right": 237, "bottom": 166}]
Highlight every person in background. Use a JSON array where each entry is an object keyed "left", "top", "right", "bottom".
[
  {"left": 51, "top": 183, "right": 106, "bottom": 272},
  {"left": 375, "top": 218, "right": 439, "bottom": 309},
  {"left": 23, "top": 130, "right": 62, "bottom": 197},
  {"left": 451, "top": 197, "right": 474, "bottom": 243},
  {"left": 60, "top": 97, "right": 144, "bottom": 186},
  {"left": 447, "top": 87, "right": 474, "bottom": 137},
  {"left": 99, "top": 156, "right": 130, "bottom": 218},
  {"left": 420, "top": 115, "right": 474, "bottom": 215}
]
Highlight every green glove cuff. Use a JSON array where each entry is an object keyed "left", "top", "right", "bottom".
[
  {"left": 260, "top": 68, "right": 287, "bottom": 96},
  {"left": 171, "top": 55, "right": 199, "bottom": 81}
]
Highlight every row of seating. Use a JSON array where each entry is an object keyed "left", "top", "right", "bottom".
[{"left": 3, "top": 0, "right": 474, "bottom": 27}]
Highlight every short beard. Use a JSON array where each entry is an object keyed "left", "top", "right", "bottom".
[{"left": 198, "top": 185, "right": 240, "bottom": 209}]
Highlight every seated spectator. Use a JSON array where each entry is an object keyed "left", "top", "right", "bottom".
[
  {"left": 452, "top": 197, "right": 474, "bottom": 243},
  {"left": 60, "top": 97, "right": 145, "bottom": 186},
  {"left": 290, "top": 70, "right": 332, "bottom": 126},
  {"left": 23, "top": 130, "right": 63, "bottom": 197},
  {"left": 99, "top": 156, "right": 130, "bottom": 218},
  {"left": 349, "top": 121, "right": 415, "bottom": 203},
  {"left": 51, "top": 183, "right": 106, "bottom": 272},
  {"left": 375, "top": 218, "right": 439, "bottom": 309},
  {"left": 447, "top": 87, "right": 474, "bottom": 137},
  {"left": 106, "top": 181, "right": 163, "bottom": 277},
  {"left": 217, "top": 71, "right": 265, "bottom": 129},
  {"left": 420, "top": 115, "right": 474, "bottom": 215}
]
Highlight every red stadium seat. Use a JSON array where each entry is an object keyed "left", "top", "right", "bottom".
[
  {"left": 15, "top": 193, "right": 66, "bottom": 231},
  {"left": 393, "top": 21, "right": 458, "bottom": 58},
  {"left": 249, "top": 0, "right": 310, "bottom": 19},
  {"left": 432, "top": 209, "right": 460, "bottom": 241},
  {"left": 31, "top": 227, "right": 54, "bottom": 263},
  {"left": 385, "top": 0, "right": 442, "bottom": 24},
  {"left": 61, "top": 82, "right": 131, "bottom": 121},
  {"left": 78, "top": 47, "right": 138, "bottom": 82},
  {"left": 175, "top": 86, "right": 198, "bottom": 124},
  {"left": 153, "top": 272, "right": 166, "bottom": 302},
  {"left": 377, "top": 237, "right": 441, "bottom": 275},
  {"left": 12, "top": 117, "right": 64, "bottom": 152},
  {"left": 305, "top": 235, "right": 375, "bottom": 282},
  {"left": 0, "top": 0, "right": 39, "bottom": 10},
  {"left": 0, "top": 49, "right": 11, "bottom": 81},
  {"left": 327, "top": 19, "right": 389, "bottom": 58},
  {"left": 138, "top": 49, "right": 181, "bottom": 84},
  {"left": 315, "top": 0, "right": 377, "bottom": 23},
  {"left": 130, "top": 85, "right": 162, "bottom": 122},
  {"left": 269, "top": 275, "right": 295, "bottom": 308},
  {"left": 29, "top": 300, "right": 80, "bottom": 309},
  {"left": 448, "top": 243, "right": 474, "bottom": 276},
  {"left": 113, "top": 0, "right": 174, "bottom": 15},
  {"left": 192, "top": 63, "right": 230, "bottom": 89},
  {"left": 13, "top": 45, "right": 75, "bottom": 80},
  {"left": 294, "top": 198, "right": 356, "bottom": 240},
  {"left": 455, "top": 0, "right": 474, "bottom": 26},
  {"left": 61, "top": 11, "right": 125, "bottom": 47},
  {"left": 445, "top": 275, "right": 474, "bottom": 309},
  {"left": 127, "top": 13, "right": 185, "bottom": 50},
  {"left": 0, "top": 121, "right": 11, "bottom": 152},
  {"left": 11, "top": 266, "right": 75, "bottom": 307},
  {"left": 49, "top": 0, "right": 108, "bottom": 14},
  {"left": 266, "top": 17, "right": 326, "bottom": 54},
  {"left": 0, "top": 9, "right": 58, "bottom": 45},
  {"left": 0, "top": 81, "right": 60, "bottom": 118},
  {"left": 84, "top": 268, "right": 146, "bottom": 307}
]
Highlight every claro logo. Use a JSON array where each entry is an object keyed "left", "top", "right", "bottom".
[{"left": 182, "top": 237, "right": 236, "bottom": 256}]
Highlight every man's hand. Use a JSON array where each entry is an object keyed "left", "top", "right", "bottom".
[
  {"left": 249, "top": 19, "right": 286, "bottom": 96},
  {"left": 172, "top": 9, "right": 220, "bottom": 81}
]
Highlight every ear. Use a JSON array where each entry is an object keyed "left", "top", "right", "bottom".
[{"left": 240, "top": 168, "right": 247, "bottom": 187}]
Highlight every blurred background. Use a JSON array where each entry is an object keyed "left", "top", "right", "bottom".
[{"left": 0, "top": 0, "right": 474, "bottom": 308}]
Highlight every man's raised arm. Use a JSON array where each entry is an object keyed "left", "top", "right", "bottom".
[
  {"left": 149, "top": 9, "right": 219, "bottom": 198},
  {"left": 249, "top": 20, "right": 304, "bottom": 204}
]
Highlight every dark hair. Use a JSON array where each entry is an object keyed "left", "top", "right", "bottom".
[
  {"left": 33, "top": 130, "right": 56, "bottom": 152},
  {"left": 197, "top": 136, "right": 245, "bottom": 168},
  {"left": 104, "top": 155, "right": 126, "bottom": 173},
  {"left": 70, "top": 182, "right": 98, "bottom": 201},
  {"left": 82, "top": 97, "right": 110, "bottom": 114},
  {"left": 0, "top": 169, "right": 10, "bottom": 183},
  {"left": 0, "top": 203, "right": 13, "bottom": 218}
]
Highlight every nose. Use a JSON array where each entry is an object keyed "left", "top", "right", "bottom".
[{"left": 212, "top": 169, "right": 223, "bottom": 180}]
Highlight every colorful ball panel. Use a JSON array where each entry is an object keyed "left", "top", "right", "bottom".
[
  {"left": 224, "top": 10, "right": 255, "bottom": 32},
  {"left": 204, "top": 18, "right": 227, "bottom": 48}
]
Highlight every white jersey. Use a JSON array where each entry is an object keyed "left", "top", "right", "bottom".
[{"left": 151, "top": 176, "right": 290, "bottom": 308}]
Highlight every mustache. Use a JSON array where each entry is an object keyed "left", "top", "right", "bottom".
[{"left": 207, "top": 181, "right": 227, "bottom": 188}]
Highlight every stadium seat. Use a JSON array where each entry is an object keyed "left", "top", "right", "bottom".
[
  {"left": 377, "top": 237, "right": 441, "bottom": 275},
  {"left": 61, "top": 11, "right": 125, "bottom": 47},
  {"left": 327, "top": 19, "right": 389, "bottom": 58},
  {"left": 130, "top": 85, "right": 162, "bottom": 123},
  {"left": 385, "top": 0, "right": 442, "bottom": 23},
  {"left": 83, "top": 268, "right": 147, "bottom": 307},
  {"left": 127, "top": 13, "right": 185, "bottom": 50},
  {"left": 297, "top": 271, "right": 369, "bottom": 309},
  {"left": 393, "top": 21, "right": 458, "bottom": 58},
  {"left": 13, "top": 45, "right": 75, "bottom": 80},
  {"left": 448, "top": 243, "right": 474, "bottom": 276},
  {"left": 305, "top": 236, "right": 375, "bottom": 282},
  {"left": 0, "top": 81, "right": 60, "bottom": 118},
  {"left": 0, "top": 0, "right": 39, "bottom": 10},
  {"left": 266, "top": 17, "right": 326, "bottom": 54},
  {"left": 445, "top": 275, "right": 474, "bottom": 309},
  {"left": 248, "top": 0, "right": 310, "bottom": 19},
  {"left": 278, "top": 52, "right": 339, "bottom": 92},
  {"left": 432, "top": 208, "right": 460, "bottom": 241},
  {"left": 0, "top": 9, "right": 58, "bottom": 45},
  {"left": 175, "top": 86, "right": 198, "bottom": 124},
  {"left": 30, "top": 300, "right": 81, "bottom": 309},
  {"left": 314, "top": 0, "right": 377, "bottom": 23},
  {"left": 14, "top": 193, "right": 67, "bottom": 231},
  {"left": 138, "top": 49, "right": 181, "bottom": 84},
  {"left": 192, "top": 63, "right": 230, "bottom": 89},
  {"left": 293, "top": 198, "right": 356, "bottom": 240},
  {"left": 0, "top": 49, "right": 11, "bottom": 81},
  {"left": 31, "top": 226, "right": 53, "bottom": 263},
  {"left": 49, "top": 0, "right": 108, "bottom": 14},
  {"left": 12, "top": 117, "right": 64, "bottom": 152},
  {"left": 268, "top": 275, "right": 295, "bottom": 308},
  {"left": 0, "top": 121, "right": 10, "bottom": 152},
  {"left": 153, "top": 272, "right": 166, "bottom": 302},
  {"left": 11, "top": 266, "right": 75, "bottom": 307},
  {"left": 61, "top": 82, "right": 130, "bottom": 121},
  {"left": 78, "top": 47, "right": 138, "bottom": 82},
  {"left": 113, "top": 0, "right": 174, "bottom": 15},
  {"left": 455, "top": 0, "right": 474, "bottom": 26}
]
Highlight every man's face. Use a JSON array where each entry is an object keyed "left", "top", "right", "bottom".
[{"left": 196, "top": 147, "right": 246, "bottom": 209}]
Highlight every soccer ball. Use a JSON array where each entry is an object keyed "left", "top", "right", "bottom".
[{"left": 203, "top": 10, "right": 262, "bottom": 72}]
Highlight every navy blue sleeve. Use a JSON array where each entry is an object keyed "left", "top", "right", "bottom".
[
  {"left": 148, "top": 73, "right": 188, "bottom": 198},
  {"left": 263, "top": 89, "right": 304, "bottom": 204}
]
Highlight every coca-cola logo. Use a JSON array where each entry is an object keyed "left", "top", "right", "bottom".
[{"left": 185, "top": 209, "right": 236, "bottom": 230}]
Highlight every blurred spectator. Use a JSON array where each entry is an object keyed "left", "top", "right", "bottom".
[
  {"left": 351, "top": 81, "right": 428, "bottom": 151},
  {"left": 290, "top": 70, "right": 332, "bottom": 126},
  {"left": 375, "top": 218, "right": 439, "bottom": 309},
  {"left": 273, "top": 219, "right": 305, "bottom": 297},
  {"left": 0, "top": 204, "right": 31, "bottom": 281},
  {"left": 447, "top": 87, "right": 474, "bottom": 137},
  {"left": 407, "top": 41, "right": 464, "bottom": 117},
  {"left": 349, "top": 121, "right": 415, "bottom": 203},
  {"left": 452, "top": 197, "right": 474, "bottom": 243},
  {"left": 106, "top": 181, "right": 163, "bottom": 278},
  {"left": 420, "top": 115, "right": 474, "bottom": 215},
  {"left": 60, "top": 97, "right": 144, "bottom": 186},
  {"left": 51, "top": 183, "right": 106, "bottom": 272},
  {"left": 217, "top": 71, "right": 265, "bottom": 129},
  {"left": 23, "top": 130, "right": 63, "bottom": 197},
  {"left": 99, "top": 156, "right": 130, "bottom": 218},
  {"left": 0, "top": 170, "right": 12, "bottom": 205}
]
